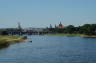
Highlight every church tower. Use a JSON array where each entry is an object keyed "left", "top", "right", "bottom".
[
  {"left": 56, "top": 22, "right": 64, "bottom": 28},
  {"left": 59, "top": 22, "right": 62, "bottom": 26}
]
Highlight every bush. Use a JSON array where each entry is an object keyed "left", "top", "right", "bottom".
[{"left": 0, "top": 30, "right": 8, "bottom": 35}]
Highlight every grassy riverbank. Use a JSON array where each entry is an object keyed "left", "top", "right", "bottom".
[
  {"left": 0, "top": 35, "right": 27, "bottom": 48},
  {"left": 46, "top": 33, "right": 96, "bottom": 38}
]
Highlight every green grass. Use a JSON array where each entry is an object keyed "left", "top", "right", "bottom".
[
  {"left": 46, "top": 33, "right": 83, "bottom": 36},
  {"left": 46, "top": 33, "right": 96, "bottom": 38},
  {"left": 0, "top": 35, "right": 27, "bottom": 49},
  {"left": 0, "top": 35, "right": 20, "bottom": 39},
  {"left": 0, "top": 40, "right": 9, "bottom": 48}
]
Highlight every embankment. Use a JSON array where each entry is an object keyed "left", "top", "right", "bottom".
[{"left": 0, "top": 35, "right": 27, "bottom": 49}]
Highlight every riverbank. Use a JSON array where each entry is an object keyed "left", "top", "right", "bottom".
[
  {"left": 0, "top": 35, "right": 27, "bottom": 48},
  {"left": 46, "top": 33, "right": 96, "bottom": 38}
]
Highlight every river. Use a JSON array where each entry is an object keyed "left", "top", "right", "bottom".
[{"left": 0, "top": 35, "right": 96, "bottom": 63}]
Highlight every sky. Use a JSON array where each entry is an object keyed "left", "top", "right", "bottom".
[{"left": 0, "top": 0, "right": 96, "bottom": 28}]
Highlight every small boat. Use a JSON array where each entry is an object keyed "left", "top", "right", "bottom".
[{"left": 29, "top": 40, "right": 32, "bottom": 42}]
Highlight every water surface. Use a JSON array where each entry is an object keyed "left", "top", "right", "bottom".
[{"left": 0, "top": 35, "right": 96, "bottom": 63}]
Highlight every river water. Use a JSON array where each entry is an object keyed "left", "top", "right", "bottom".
[{"left": 0, "top": 35, "right": 96, "bottom": 63}]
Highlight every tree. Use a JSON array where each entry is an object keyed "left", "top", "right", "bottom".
[
  {"left": 0, "top": 30, "right": 8, "bottom": 35},
  {"left": 65, "top": 25, "right": 75, "bottom": 33}
]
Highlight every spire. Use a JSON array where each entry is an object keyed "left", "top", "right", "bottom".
[
  {"left": 50, "top": 24, "right": 52, "bottom": 28},
  {"left": 55, "top": 24, "right": 57, "bottom": 28},
  {"left": 18, "top": 22, "right": 22, "bottom": 30},
  {"left": 59, "top": 22, "right": 62, "bottom": 26}
]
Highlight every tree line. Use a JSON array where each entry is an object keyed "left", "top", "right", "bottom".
[
  {"left": 48, "top": 24, "right": 96, "bottom": 35},
  {"left": 0, "top": 24, "right": 96, "bottom": 35}
]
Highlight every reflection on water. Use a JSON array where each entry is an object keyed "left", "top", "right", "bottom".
[{"left": 0, "top": 35, "right": 96, "bottom": 63}]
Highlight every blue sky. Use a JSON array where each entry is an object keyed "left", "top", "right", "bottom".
[{"left": 0, "top": 0, "right": 96, "bottom": 28}]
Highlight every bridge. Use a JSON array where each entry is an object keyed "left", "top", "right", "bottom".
[{"left": 7, "top": 28, "right": 49, "bottom": 35}]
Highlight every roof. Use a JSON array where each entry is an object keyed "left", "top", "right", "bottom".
[{"left": 56, "top": 25, "right": 64, "bottom": 28}]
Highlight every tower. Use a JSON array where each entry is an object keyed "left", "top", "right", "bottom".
[
  {"left": 18, "top": 22, "right": 22, "bottom": 30},
  {"left": 50, "top": 24, "right": 52, "bottom": 28},
  {"left": 59, "top": 22, "right": 62, "bottom": 26},
  {"left": 56, "top": 22, "right": 64, "bottom": 28},
  {"left": 55, "top": 24, "right": 57, "bottom": 28}
]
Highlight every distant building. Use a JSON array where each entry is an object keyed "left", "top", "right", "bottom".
[
  {"left": 17, "top": 22, "right": 22, "bottom": 30},
  {"left": 55, "top": 22, "right": 64, "bottom": 29},
  {"left": 50, "top": 24, "right": 52, "bottom": 28}
]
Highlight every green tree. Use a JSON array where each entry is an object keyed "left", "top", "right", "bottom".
[{"left": 65, "top": 25, "right": 75, "bottom": 33}]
